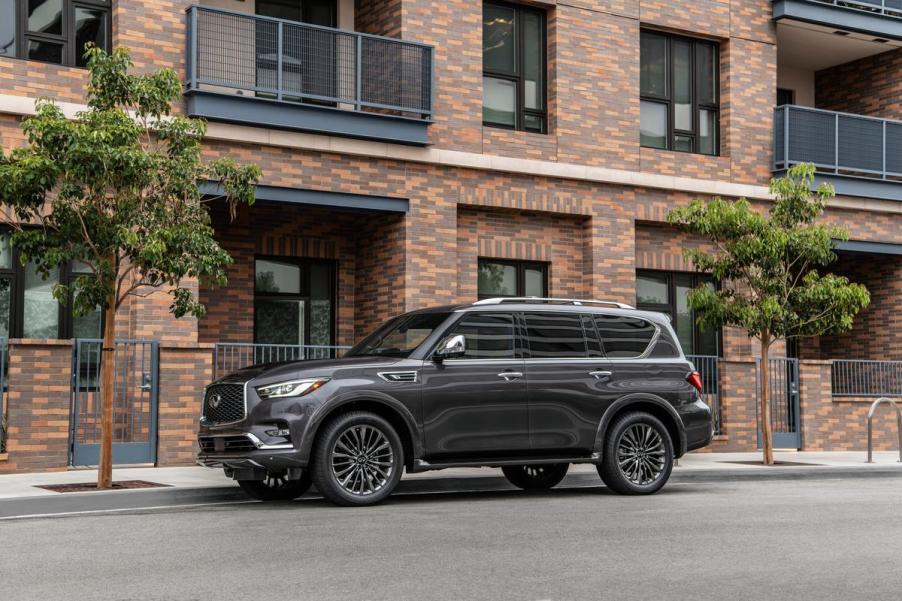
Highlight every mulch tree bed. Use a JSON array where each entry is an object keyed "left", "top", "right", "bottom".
[{"left": 35, "top": 480, "right": 170, "bottom": 493}]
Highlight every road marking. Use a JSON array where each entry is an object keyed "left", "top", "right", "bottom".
[{"left": 0, "top": 499, "right": 259, "bottom": 521}]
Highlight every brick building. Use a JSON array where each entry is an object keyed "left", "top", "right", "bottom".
[{"left": 1, "top": 0, "right": 901, "bottom": 471}]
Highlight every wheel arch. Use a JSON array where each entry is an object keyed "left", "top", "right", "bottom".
[
  {"left": 300, "top": 395, "right": 422, "bottom": 469},
  {"left": 594, "top": 395, "right": 687, "bottom": 458}
]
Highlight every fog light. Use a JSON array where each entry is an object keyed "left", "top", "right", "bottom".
[{"left": 265, "top": 428, "right": 291, "bottom": 437}]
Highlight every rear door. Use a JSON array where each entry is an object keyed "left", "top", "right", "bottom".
[
  {"left": 419, "top": 312, "right": 529, "bottom": 458},
  {"left": 523, "top": 311, "right": 615, "bottom": 452},
  {"left": 594, "top": 313, "right": 692, "bottom": 409}
]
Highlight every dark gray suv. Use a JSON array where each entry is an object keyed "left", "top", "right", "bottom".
[{"left": 198, "top": 298, "right": 713, "bottom": 506}]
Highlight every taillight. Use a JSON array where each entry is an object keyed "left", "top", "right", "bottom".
[{"left": 687, "top": 371, "right": 703, "bottom": 394}]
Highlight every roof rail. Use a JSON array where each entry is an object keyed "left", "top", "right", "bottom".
[{"left": 472, "top": 297, "right": 635, "bottom": 309}]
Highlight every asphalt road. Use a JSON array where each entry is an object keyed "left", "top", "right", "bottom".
[{"left": 2, "top": 470, "right": 901, "bottom": 601}]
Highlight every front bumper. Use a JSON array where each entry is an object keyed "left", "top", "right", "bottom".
[{"left": 196, "top": 432, "right": 307, "bottom": 472}]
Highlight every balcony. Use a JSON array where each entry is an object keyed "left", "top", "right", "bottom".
[
  {"left": 774, "top": 105, "right": 902, "bottom": 200},
  {"left": 184, "top": 5, "right": 434, "bottom": 145},
  {"left": 773, "top": 0, "right": 902, "bottom": 41}
]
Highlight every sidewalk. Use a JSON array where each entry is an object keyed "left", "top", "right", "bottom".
[{"left": 0, "top": 451, "right": 899, "bottom": 500}]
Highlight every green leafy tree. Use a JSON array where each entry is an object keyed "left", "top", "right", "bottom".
[
  {"left": 0, "top": 46, "right": 261, "bottom": 487},
  {"left": 667, "top": 163, "right": 869, "bottom": 465}
]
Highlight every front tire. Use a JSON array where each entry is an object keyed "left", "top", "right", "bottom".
[
  {"left": 598, "top": 411, "right": 673, "bottom": 495},
  {"left": 311, "top": 411, "right": 404, "bottom": 507},
  {"left": 237, "top": 470, "right": 312, "bottom": 501},
  {"left": 502, "top": 464, "right": 569, "bottom": 490}
]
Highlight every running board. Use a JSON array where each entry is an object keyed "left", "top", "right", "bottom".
[{"left": 411, "top": 453, "right": 602, "bottom": 473}]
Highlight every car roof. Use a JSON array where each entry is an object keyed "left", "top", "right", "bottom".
[{"left": 405, "top": 300, "right": 671, "bottom": 326}]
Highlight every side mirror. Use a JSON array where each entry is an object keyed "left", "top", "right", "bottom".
[{"left": 433, "top": 334, "right": 466, "bottom": 361}]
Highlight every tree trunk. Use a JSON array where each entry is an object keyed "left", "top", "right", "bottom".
[
  {"left": 96, "top": 287, "right": 118, "bottom": 489},
  {"left": 760, "top": 335, "right": 775, "bottom": 466}
]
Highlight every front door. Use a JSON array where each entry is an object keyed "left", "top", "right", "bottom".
[{"left": 419, "top": 312, "right": 529, "bottom": 458}]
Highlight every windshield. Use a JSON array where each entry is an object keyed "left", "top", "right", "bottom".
[{"left": 347, "top": 312, "right": 452, "bottom": 358}]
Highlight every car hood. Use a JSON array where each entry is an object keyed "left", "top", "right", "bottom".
[{"left": 214, "top": 355, "right": 406, "bottom": 385}]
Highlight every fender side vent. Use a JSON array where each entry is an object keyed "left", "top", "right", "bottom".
[{"left": 378, "top": 371, "right": 418, "bottom": 383}]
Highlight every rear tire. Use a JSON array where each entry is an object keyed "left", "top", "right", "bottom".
[
  {"left": 237, "top": 470, "right": 312, "bottom": 501},
  {"left": 598, "top": 411, "right": 673, "bottom": 495},
  {"left": 311, "top": 411, "right": 404, "bottom": 507},
  {"left": 502, "top": 464, "right": 569, "bottom": 490}
]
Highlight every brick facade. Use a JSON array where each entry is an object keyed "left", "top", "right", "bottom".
[
  {"left": 0, "top": 341, "right": 73, "bottom": 474},
  {"left": 0, "top": 0, "right": 901, "bottom": 470},
  {"left": 815, "top": 48, "right": 902, "bottom": 119}
]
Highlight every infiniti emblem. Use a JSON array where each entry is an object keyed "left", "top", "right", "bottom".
[{"left": 209, "top": 393, "right": 222, "bottom": 409}]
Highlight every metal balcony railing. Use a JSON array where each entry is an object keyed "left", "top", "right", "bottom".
[
  {"left": 809, "top": 0, "right": 902, "bottom": 18},
  {"left": 832, "top": 359, "right": 902, "bottom": 397},
  {"left": 185, "top": 5, "right": 434, "bottom": 119},
  {"left": 774, "top": 105, "right": 902, "bottom": 181},
  {"left": 214, "top": 342, "right": 352, "bottom": 379}
]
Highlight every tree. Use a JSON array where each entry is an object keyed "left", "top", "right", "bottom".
[
  {"left": 0, "top": 46, "right": 261, "bottom": 488},
  {"left": 667, "top": 163, "right": 870, "bottom": 465}
]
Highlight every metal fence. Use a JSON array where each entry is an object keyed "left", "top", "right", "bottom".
[
  {"left": 832, "top": 359, "right": 902, "bottom": 397},
  {"left": 186, "top": 5, "right": 434, "bottom": 118},
  {"left": 0, "top": 338, "right": 6, "bottom": 453},
  {"left": 809, "top": 0, "right": 902, "bottom": 17},
  {"left": 687, "top": 354, "right": 722, "bottom": 434},
  {"left": 756, "top": 357, "right": 801, "bottom": 448},
  {"left": 214, "top": 343, "right": 352, "bottom": 379},
  {"left": 774, "top": 105, "right": 902, "bottom": 180}
]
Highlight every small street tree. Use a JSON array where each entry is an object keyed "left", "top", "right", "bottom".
[
  {"left": 0, "top": 46, "right": 260, "bottom": 488},
  {"left": 667, "top": 163, "right": 870, "bottom": 465}
]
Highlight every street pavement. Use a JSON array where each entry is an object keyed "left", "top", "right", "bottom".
[{"left": 1, "top": 461, "right": 901, "bottom": 601}]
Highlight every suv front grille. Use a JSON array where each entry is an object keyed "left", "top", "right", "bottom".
[
  {"left": 198, "top": 435, "right": 257, "bottom": 453},
  {"left": 202, "top": 384, "right": 246, "bottom": 424}
]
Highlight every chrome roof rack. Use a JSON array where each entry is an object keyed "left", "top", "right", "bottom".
[{"left": 472, "top": 297, "right": 634, "bottom": 309}]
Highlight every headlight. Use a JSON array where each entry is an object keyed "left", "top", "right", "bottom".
[{"left": 255, "top": 378, "right": 329, "bottom": 399}]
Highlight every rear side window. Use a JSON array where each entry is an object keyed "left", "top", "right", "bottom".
[
  {"left": 524, "top": 313, "right": 587, "bottom": 358},
  {"left": 649, "top": 328, "right": 680, "bottom": 358},
  {"left": 448, "top": 313, "right": 515, "bottom": 359},
  {"left": 595, "top": 315, "right": 657, "bottom": 358}
]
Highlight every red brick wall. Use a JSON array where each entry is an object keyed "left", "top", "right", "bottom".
[
  {"left": 816, "top": 253, "right": 902, "bottom": 361},
  {"left": 0, "top": 340, "right": 73, "bottom": 473},
  {"left": 355, "top": 0, "right": 402, "bottom": 37},
  {"left": 456, "top": 206, "right": 590, "bottom": 301},
  {"left": 156, "top": 345, "right": 213, "bottom": 466},
  {"left": 815, "top": 48, "right": 902, "bottom": 120},
  {"left": 800, "top": 360, "right": 901, "bottom": 451}
]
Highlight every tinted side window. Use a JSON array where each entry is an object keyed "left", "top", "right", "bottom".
[
  {"left": 582, "top": 314, "right": 603, "bottom": 358},
  {"left": 524, "top": 313, "right": 587, "bottom": 358},
  {"left": 449, "top": 313, "right": 515, "bottom": 359},
  {"left": 649, "top": 328, "right": 680, "bottom": 358},
  {"left": 595, "top": 315, "right": 657, "bottom": 358}
]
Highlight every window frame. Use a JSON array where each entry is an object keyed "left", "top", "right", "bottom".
[
  {"left": 635, "top": 269, "right": 720, "bottom": 356},
  {"left": 640, "top": 29, "right": 720, "bottom": 156},
  {"left": 0, "top": 231, "right": 104, "bottom": 339},
  {"left": 252, "top": 255, "right": 337, "bottom": 346},
  {"left": 482, "top": 0, "right": 548, "bottom": 134},
  {"left": 477, "top": 258, "right": 548, "bottom": 299},
  {"left": 13, "top": 0, "right": 112, "bottom": 67}
]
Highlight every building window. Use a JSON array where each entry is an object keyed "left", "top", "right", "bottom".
[
  {"left": 0, "top": 0, "right": 111, "bottom": 67},
  {"left": 0, "top": 232, "right": 102, "bottom": 339},
  {"left": 640, "top": 30, "right": 719, "bottom": 155},
  {"left": 482, "top": 1, "right": 547, "bottom": 133},
  {"left": 477, "top": 258, "right": 548, "bottom": 299},
  {"left": 635, "top": 270, "right": 719, "bottom": 356},
  {"left": 254, "top": 257, "right": 335, "bottom": 346},
  {"left": 777, "top": 87, "right": 795, "bottom": 106}
]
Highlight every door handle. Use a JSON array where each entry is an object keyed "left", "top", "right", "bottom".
[
  {"left": 589, "top": 370, "right": 612, "bottom": 380},
  {"left": 497, "top": 371, "right": 523, "bottom": 381}
]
